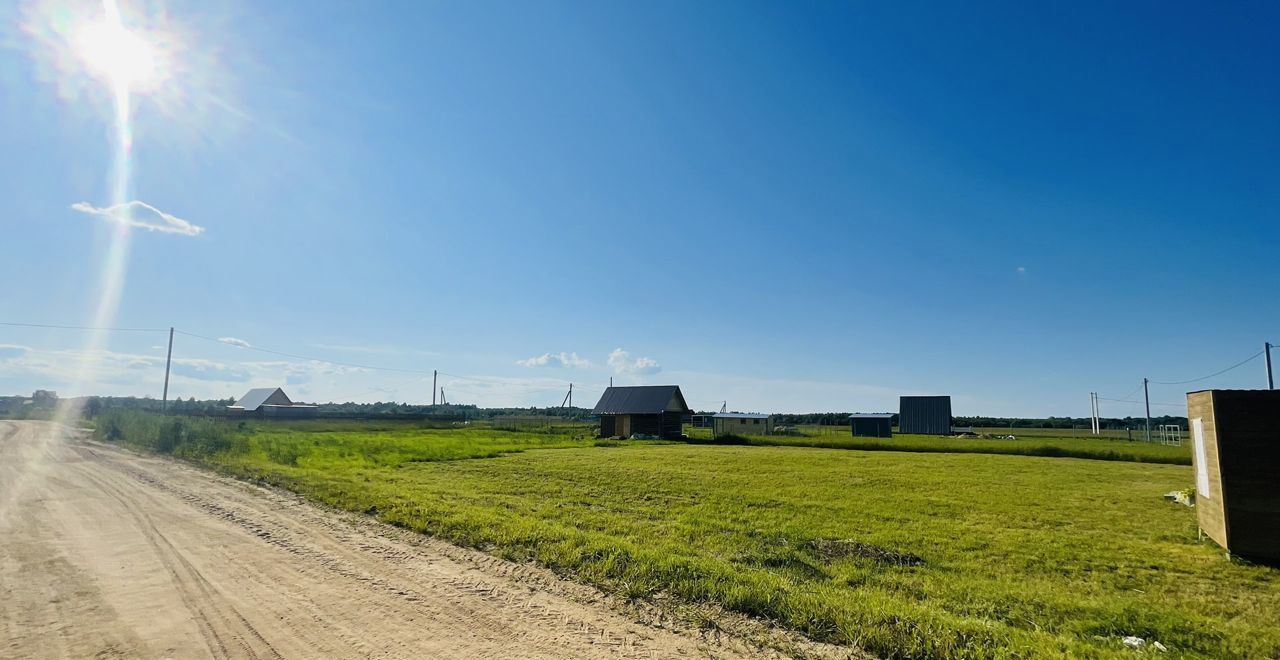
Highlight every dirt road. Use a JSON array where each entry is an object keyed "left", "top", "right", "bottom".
[{"left": 0, "top": 421, "right": 775, "bottom": 659}]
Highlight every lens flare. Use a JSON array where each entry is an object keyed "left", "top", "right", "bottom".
[
  {"left": 36, "top": 0, "right": 166, "bottom": 427},
  {"left": 74, "top": 19, "right": 159, "bottom": 91}
]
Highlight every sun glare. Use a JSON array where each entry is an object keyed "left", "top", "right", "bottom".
[{"left": 74, "top": 19, "right": 159, "bottom": 91}]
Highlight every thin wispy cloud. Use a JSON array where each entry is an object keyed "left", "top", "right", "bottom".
[
  {"left": 516, "top": 352, "right": 592, "bottom": 369},
  {"left": 0, "top": 346, "right": 368, "bottom": 399},
  {"left": 0, "top": 344, "right": 31, "bottom": 360},
  {"left": 608, "top": 348, "right": 661, "bottom": 375},
  {"left": 70, "top": 200, "right": 205, "bottom": 237},
  {"left": 1016, "top": 266, "right": 1027, "bottom": 274},
  {"left": 218, "top": 336, "right": 251, "bottom": 348}
]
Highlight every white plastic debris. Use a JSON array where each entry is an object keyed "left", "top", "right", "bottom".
[
  {"left": 1122, "top": 636, "right": 1146, "bottom": 649},
  {"left": 1163, "top": 490, "right": 1196, "bottom": 507},
  {"left": 1153, "top": 641, "right": 1168, "bottom": 652}
]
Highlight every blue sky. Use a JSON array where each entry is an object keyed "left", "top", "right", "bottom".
[{"left": 1, "top": 0, "right": 1277, "bottom": 416}]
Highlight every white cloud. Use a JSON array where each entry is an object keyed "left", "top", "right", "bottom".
[
  {"left": 608, "top": 348, "right": 662, "bottom": 375},
  {"left": 70, "top": 200, "right": 205, "bottom": 237},
  {"left": 0, "top": 344, "right": 30, "bottom": 360},
  {"left": 516, "top": 352, "right": 592, "bottom": 369},
  {"left": 1016, "top": 266, "right": 1026, "bottom": 274},
  {"left": 218, "top": 336, "right": 251, "bottom": 348},
  {"left": 0, "top": 346, "right": 366, "bottom": 400}
]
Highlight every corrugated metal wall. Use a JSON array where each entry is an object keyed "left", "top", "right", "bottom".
[
  {"left": 898, "top": 396, "right": 952, "bottom": 435},
  {"left": 850, "top": 417, "right": 892, "bottom": 438}
]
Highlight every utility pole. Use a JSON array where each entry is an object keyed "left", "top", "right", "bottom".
[
  {"left": 440, "top": 388, "right": 446, "bottom": 405},
  {"left": 432, "top": 370, "right": 437, "bottom": 406},
  {"left": 161, "top": 327, "right": 174, "bottom": 414},
  {"left": 1266, "top": 342, "right": 1274, "bottom": 390},
  {"left": 1090, "top": 392, "right": 1098, "bottom": 435},
  {"left": 568, "top": 382, "right": 572, "bottom": 409},
  {"left": 1143, "top": 377, "right": 1152, "bottom": 443}
]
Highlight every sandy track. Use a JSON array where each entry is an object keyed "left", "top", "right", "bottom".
[{"left": 0, "top": 421, "right": 778, "bottom": 659}]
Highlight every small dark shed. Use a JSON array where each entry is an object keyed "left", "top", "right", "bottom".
[
  {"left": 850, "top": 413, "right": 893, "bottom": 438},
  {"left": 593, "top": 385, "right": 690, "bottom": 439},
  {"left": 1187, "top": 389, "right": 1280, "bottom": 565},
  {"left": 899, "top": 395, "right": 952, "bottom": 435}
]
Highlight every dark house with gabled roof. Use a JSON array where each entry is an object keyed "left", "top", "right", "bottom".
[{"left": 593, "top": 385, "right": 690, "bottom": 439}]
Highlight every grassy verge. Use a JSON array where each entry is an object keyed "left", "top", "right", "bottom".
[{"left": 96, "top": 412, "right": 1278, "bottom": 659}]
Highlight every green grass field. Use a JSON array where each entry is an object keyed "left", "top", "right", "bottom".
[
  {"left": 98, "top": 413, "right": 1279, "bottom": 659},
  {"left": 692, "top": 428, "right": 1192, "bottom": 465}
]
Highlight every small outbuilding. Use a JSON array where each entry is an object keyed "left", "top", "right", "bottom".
[
  {"left": 593, "top": 385, "right": 690, "bottom": 439},
  {"left": 1187, "top": 389, "right": 1280, "bottom": 565},
  {"left": 850, "top": 413, "right": 893, "bottom": 438},
  {"left": 712, "top": 413, "right": 772, "bottom": 437},
  {"left": 899, "top": 395, "right": 952, "bottom": 435},
  {"left": 227, "top": 387, "right": 318, "bottom": 418}
]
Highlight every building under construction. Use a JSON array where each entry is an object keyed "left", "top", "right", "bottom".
[{"left": 593, "top": 385, "right": 690, "bottom": 439}]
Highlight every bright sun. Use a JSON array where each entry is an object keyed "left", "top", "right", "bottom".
[{"left": 74, "top": 19, "right": 159, "bottom": 91}]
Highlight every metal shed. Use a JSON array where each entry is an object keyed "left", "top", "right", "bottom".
[
  {"left": 227, "top": 387, "right": 318, "bottom": 418},
  {"left": 850, "top": 413, "right": 893, "bottom": 438},
  {"left": 712, "top": 413, "right": 772, "bottom": 437},
  {"left": 1187, "top": 389, "right": 1280, "bottom": 565},
  {"left": 593, "top": 385, "right": 690, "bottom": 439},
  {"left": 898, "top": 395, "right": 952, "bottom": 435}
]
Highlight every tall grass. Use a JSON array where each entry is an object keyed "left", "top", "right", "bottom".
[{"left": 94, "top": 409, "right": 247, "bottom": 459}]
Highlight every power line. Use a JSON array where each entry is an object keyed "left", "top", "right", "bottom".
[
  {"left": 328, "top": 374, "right": 430, "bottom": 404},
  {"left": 0, "top": 321, "right": 166, "bottom": 333},
  {"left": 1099, "top": 383, "right": 1143, "bottom": 403},
  {"left": 1148, "top": 349, "right": 1265, "bottom": 385},
  {"left": 1096, "top": 396, "right": 1184, "bottom": 408},
  {"left": 173, "top": 330, "right": 435, "bottom": 375}
]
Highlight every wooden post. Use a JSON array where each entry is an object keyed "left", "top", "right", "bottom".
[
  {"left": 161, "top": 327, "right": 174, "bottom": 414},
  {"left": 1266, "top": 342, "right": 1274, "bottom": 390},
  {"left": 1143, "top": 378, "right": 1152, "bottom": 443}
]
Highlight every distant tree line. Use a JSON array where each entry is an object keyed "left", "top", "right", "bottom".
[
  {"left": 1, "top": 391, "right": 1187, "bottom": 428},
  {"left": 955, "top": 415, "right": 1189, "bottom": 429},
  {"left": 755, "top": 412, "right": 1190, "bottom": 429},
  {"left": 0, "top": 393, "right": 598, "bottom": 422}
]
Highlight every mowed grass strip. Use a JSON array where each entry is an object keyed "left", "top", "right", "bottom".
[
  {"left": 695, "top": 429, "right": 1193, "bottom": 465},
  {"left": 204, "top": 428, "right": 1277, "bottom": 659}
]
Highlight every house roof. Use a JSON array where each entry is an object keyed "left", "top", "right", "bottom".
[
  {"left": 713, "top": 413, "right": 770, "bottom": 419},
  {"left": 592, "top": 385, "right": 689, "bottom": 415},
  {"left": 850, "top": 413, "right": 894, "bottom": 419},
  {"left": 232, "top": 387, "right": 291, "bottom": 411}
]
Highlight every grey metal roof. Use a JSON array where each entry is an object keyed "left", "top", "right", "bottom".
[
  {"left": 713, "top": 413, "right": 769, "bottom": 419},
  {"left": 850, "top": 413, "right": 894, "bottom": 419},
  {"left": 232, "top": 387, "right": 291, "bottom": 411},
  {"left": 592, "top": 386, "right": 689, "bottom": 415}
]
